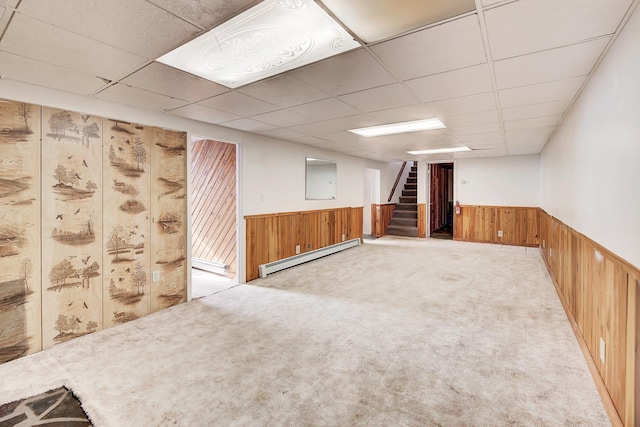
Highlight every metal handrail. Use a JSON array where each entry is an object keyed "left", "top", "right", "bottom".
[{"left": 387, "top": 161, "right": 407, "bottom": 202}]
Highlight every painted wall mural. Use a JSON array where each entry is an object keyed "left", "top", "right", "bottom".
[
  {"left": 0, "top": 100, "right": 41, "bottom": 363},
  {"left": 103, "top": 121, "right": 151, "bottom": 328},
  {"left": 41, "top": 107, "right": 103, "bottom": 349},
  {"left": 0, "top": 98, "right": 187, "bottom": 363},
  {"left": 150, "top": 128, "right": 187, "bottom": 312}
]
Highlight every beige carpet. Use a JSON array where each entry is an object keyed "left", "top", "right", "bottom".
[{"left": 0, "top": 237, "right": 609, "bottom": 426}]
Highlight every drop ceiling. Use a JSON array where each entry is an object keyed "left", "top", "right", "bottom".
[{"left": 0, "top": 0, "right": 637, "bottom": 162}]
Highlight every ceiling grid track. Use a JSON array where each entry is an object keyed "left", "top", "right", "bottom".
[{"left": 473, "top": 0, "right": 509, "bottom": 155}]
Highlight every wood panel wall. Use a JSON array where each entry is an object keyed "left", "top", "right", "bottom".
[
  {"left": 418, "top": 204, "right": 427, "bottom": 238},
  {"left": 453, "top": 205, "right": 540, "bottom": 247},
  {"left": 245, "top": 207, "right": 363, "bottom": 281},
  {"left": 371, "top": 204, "right": 395, "bottom": 238},
  {"left": 540, "top": 210, "right": 639, "bottom": 426},
  {"left": 191, "top": 140, "right": 237, "bottom": 277}
]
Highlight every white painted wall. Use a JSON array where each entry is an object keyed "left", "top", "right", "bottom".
[
  {"left": 456, "top": 155, "right": 541, "bottom": 207},
  {"left": 541, "top": 6, "right": 640, "bottom": 268}
]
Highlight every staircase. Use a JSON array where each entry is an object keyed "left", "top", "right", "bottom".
[{"left": 386, "top": 162, "right": 418, "bottom": 237}]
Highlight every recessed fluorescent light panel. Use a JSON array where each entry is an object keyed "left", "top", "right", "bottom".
[
  {"left": 349, "top": 118, "right": 446, "bottom": 137},
  {"left": 156, "top": 0, "right": 360, "bottom": 88},
  {"left": 407, "top": 147, "right": 471, "bottom": 155}
]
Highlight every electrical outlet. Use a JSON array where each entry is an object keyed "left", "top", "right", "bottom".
[
  {"left": 152, "top": 271, "right": 160, "bottom": 283},
  {"left": 295, "top": 244, "right": 300, "bottom": 255},
  {"left": 341, "top": 233, "right": 345, "bottom": 241},
  {"left": 307, "top": 243, "right": 311, "bottom": 249},
  {"left": 497, "top": 230, "right": 503, "bottom": 237},
  {"left": 599, "top": 337, "right": 605, "bottom": 364}
]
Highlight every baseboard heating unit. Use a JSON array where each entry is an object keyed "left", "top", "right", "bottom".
[
  {"left": 259, "top": 238, "right": 361, "bottom": 278},
  {"left": 192, "top": 258, "right": 229, "bottom": 276}
]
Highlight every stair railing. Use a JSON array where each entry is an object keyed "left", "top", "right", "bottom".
[{"left": 388, "top": 161, "right": 407, "bottom": 202}]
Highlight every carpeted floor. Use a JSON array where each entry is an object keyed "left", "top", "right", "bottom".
[{"left": 0, "top": 237, "right": 609, "bottom": 426}]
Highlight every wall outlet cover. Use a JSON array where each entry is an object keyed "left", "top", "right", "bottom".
[
  {"left": 599, "top": 337, "right": 605, "bottom": 364},
  {"left": 152, "top": 271, "right": 160, "bottom": 283},
  {"left": 295, "top": 244, "right": 300, "bottom": 254},
  {"left": 497, "top": 230, "right": 503, "bottom": 237}
]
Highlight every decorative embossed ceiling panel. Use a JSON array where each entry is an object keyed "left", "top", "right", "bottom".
[{"left": 157, "top": 0, "right": 360, "bottom": 88}]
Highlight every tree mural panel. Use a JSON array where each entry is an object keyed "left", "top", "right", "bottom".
[
  {"left": 41, "top": 108, "right": 103, "bottom": 349},
  {"left": 150, "top": 128, "right": 187, "bottom": 312},
  {"left": 103, "top": 120, "right": 151, "bottom": 327},
  {"left": 0, "top": 99, "right": 42, "bottom": 362}
]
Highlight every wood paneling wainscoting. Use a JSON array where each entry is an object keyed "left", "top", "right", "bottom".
[
  {"left": 371, "top": 204, "right": 395, "bottom": 237},
  {"left": 418, "top": 204, "right": 427, "bottom": 238},
  {"left": 245, "top": 207, "right": 363, "bottom": 282},
  {"left": 540, "top": 210, "right": 638, "bottom": 426},
  {"left": 453, "top": 205, "right": 540, "bottom": 246}
]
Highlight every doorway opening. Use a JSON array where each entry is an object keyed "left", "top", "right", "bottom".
[
  {"left": 429, "top": 163, "right": 454, "bottom": 239},
  {"left": 190, "top": 139, "right": 238, "bottom": 298}
]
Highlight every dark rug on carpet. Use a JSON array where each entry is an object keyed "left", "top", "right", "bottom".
[{"left": 0, "top": 386, "right": 92, "bottom": 426}]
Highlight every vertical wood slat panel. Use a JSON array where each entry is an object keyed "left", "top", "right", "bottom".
[
  {"left": 191, "top": 140, "right": 237, "bottom": 277},
  {"left": 417, "top": 204, "right": 427, "bottom": 238},
  {"left": 372, "top": 204, "right": 395, "bottom": 237},
  {"left": 539, "top": 210, "right": 638, "bottom": 426},
  {"left": 453, "top": 206, "right": 540, "bottom": 247},
  {"left": 245, "top": 207, "right": 364, "bottom": 282}
]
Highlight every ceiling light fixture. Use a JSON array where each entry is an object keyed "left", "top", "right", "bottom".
[
  {"left": 349, "top": 118, "right": 446, "bottom": 137},
  {"left": 156, "top": 0, "right": 360, "bottom": 88},
  {"left": 407, "top": 146, "right": 471, "bottom": 155}
]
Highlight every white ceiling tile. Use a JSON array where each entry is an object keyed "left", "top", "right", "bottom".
[
  {"left": 406, "top": 64, "right": 493, "bottom": 103},
  {"left": 458, "top": 131, "right": 503, "bottom": 142},
  {"left": 323, "top": 0, "right": 475, "bottom": 43},
  {"left": 167, "top": 104, "right": 241, "bottom": 124},
  {"left": 494, "top": 38, "right": 610, "bottom": 90},
  {"left": 17, "top": 0, "right": 200, "bottom": 58},
  {"left": 498, "top": 76, "right": 586, "bottom": 108},
  {"left": 122, "top": 63, "right": 229, "bottom": 103},
  {"left": 0, "top": 13, "right": 147, "bottom": 80},
  {"left": 338, "top": 83, "right": 419, "bottom": 113},
  {"left": 508, "top": 145, "right": 545, "bottom": 156},
  {"left": 451, "top": 121, "right": 501, "bottom": 136},
  {"left": 423, "top": 92, "right": 497, "bottom": 116},
  {"left": 501, "top": 100, "right": 569, "bottom": 121},
  {"left": 0, "top": 51, "right": 106, "bottom": 95},
  {"left": 147, "top": 0, "right": 255, "bottom": 30},
  {"left": 289, "top": 114, "right": 378, "bottom": 136},
  {"left": 95, "top": 83, "right": 188, "bottom": 111},
  {"left": 440, "top": 110, "right": 499, "bottom": 127},
  {"left": 198, "top": 92, "right": 279, "bottom": 116},
  {"left": 481, "top": 0, "right": 506, "bottom": 6},
  {"left": 485, "top": 0, "right": 632, "bottom": 60},
  {"left": 292, "top": 49, "right": 396, "bottom": 96},
  {"left": 237, "top": 74, "right": 330, "bottom": 108},
  {"left": 367, "top": 104, "right": 437, "bottom": 124},
  {"left": 251, "top": 109, "right": 316, "bottom": 127},
  {"left": 503, "top": 115, "right": 561, "bottom": 132},
  {"left": 288, "top": 135, "right": 330, "bottom": 146},
  {"left": 219, "top": 118, "right": 277, "bottom": 132},
  {"left": 289, "top": 98, "right": 361, "bottom": 121},
  {"left": 371, "top": 15, "right": 486, "bottom": 81},
  {"left": 475, "top": 147, "right": 508, "bottom": 157},
  {"left": 505, "top": 126, "right": 555, "bottom": 140},
  {"left": 258, "top": 128, "right": 307, "bottom": 141},
  {"left": 467, "top": 141, "right": 505, "bottom": 149},
  {"left": 506, "top": 134, "right": 550, "bottom": 146}
]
